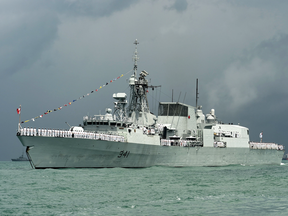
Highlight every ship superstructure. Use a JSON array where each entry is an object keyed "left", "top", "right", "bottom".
[{"left": 16, "top": 40, "right": 284, "bottom": 169}]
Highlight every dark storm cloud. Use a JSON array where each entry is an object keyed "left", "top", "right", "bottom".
[
  {"left": 0, "top": 12, "right": 58, "bottom": 76},
  {"left": 208, "top": 33, "right": 288, "bottom": 111},
  {"left": 229, "top": 0, "right": 288, "bottom": 10},
  {"left": 205, "top": 33, "right": 288, "bottom": 143},
  {"left": 0, "top": 0, "right": 137, "bottom": 77},
  {"left": 57, "top": 0, "right": 138, "bottom": 17},
  {"left": 247, "top": 34, "right": 288, "bottom": 73},
  {"left": 165, "top": 0, "right": 188, "bottom": 13}
]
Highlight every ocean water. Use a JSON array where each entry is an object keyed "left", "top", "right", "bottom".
[{"left": 1, "top": 161, "right": 288, "bottom": 216}]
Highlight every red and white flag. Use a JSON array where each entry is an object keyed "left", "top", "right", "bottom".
[{"left": 16, "top": 107, "right": 21, "bottom": 115}]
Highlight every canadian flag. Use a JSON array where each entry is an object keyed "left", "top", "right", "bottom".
[{"left": 16, "top": 107, "right": 21, "bottom": 115}]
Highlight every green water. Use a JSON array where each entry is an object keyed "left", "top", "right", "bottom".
[{"left": 1, "top": 161, "right": 288, "bottom": 215}]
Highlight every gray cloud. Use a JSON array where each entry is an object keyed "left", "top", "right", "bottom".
[
  {"left": 58, "top": 0, "right": 138, "bottom": 17},
  {"left": 207, "top": 33, "right": 288, "bottom": 111},
  {"left": 165, "top": 0, "right": 188, "bottom": 13},
  {"left": 0, "top": 12, "right": 58, "bottom": 76},
  {"left": 0, "top": 0, "right": 137, "bottom": 77}
]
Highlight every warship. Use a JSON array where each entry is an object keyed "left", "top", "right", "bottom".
[
  {"left": 17, "top": 40, "right": 284, "bottom": 169},
  {"left": 11, "top": 152, "right": 29, "bottom": 162}
]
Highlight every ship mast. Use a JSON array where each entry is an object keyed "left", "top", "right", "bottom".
[
  {"left": 127, "top": 39, "right": 152, "bottom": 125},
  {"left": 196, "top": 78, "right": 199, "bottom": 108},
  {"left": 133, "top": 39, "right": 139, "bottom": 77}
]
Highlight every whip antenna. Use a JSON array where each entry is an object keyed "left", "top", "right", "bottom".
[{"left": 196, "top": 79, "right": 199, "bottom": 108}]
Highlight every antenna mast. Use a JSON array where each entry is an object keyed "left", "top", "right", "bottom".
[
  {"left": 196, "top": 79, "right": 199, "bottom": 108},
  {"left": 133, "top": 39, "right": 139, "bottom": 76}
]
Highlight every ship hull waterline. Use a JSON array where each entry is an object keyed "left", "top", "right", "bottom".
[{"left": 18, "top": 136, "right": 284, "bottom": 169}]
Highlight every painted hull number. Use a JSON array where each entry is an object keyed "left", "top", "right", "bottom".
[{"left": 118, "top": 151, "right": 130, "bottom": 158}]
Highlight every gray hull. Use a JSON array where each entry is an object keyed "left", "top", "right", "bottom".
[{"left": 18, "top": 136, "right": 284, "bottom": 169}]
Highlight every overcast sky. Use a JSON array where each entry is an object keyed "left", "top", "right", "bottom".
[{"left": 1, "top": 0, "right": 288, "bottom": 160}]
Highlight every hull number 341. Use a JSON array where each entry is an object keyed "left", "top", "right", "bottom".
[{"left": 118, "top": 150, "right": 130, "bottom": 158}]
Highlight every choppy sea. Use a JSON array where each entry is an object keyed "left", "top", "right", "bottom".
[{"left": 1, "top": 161, "right": 288, "bottom": 216}]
